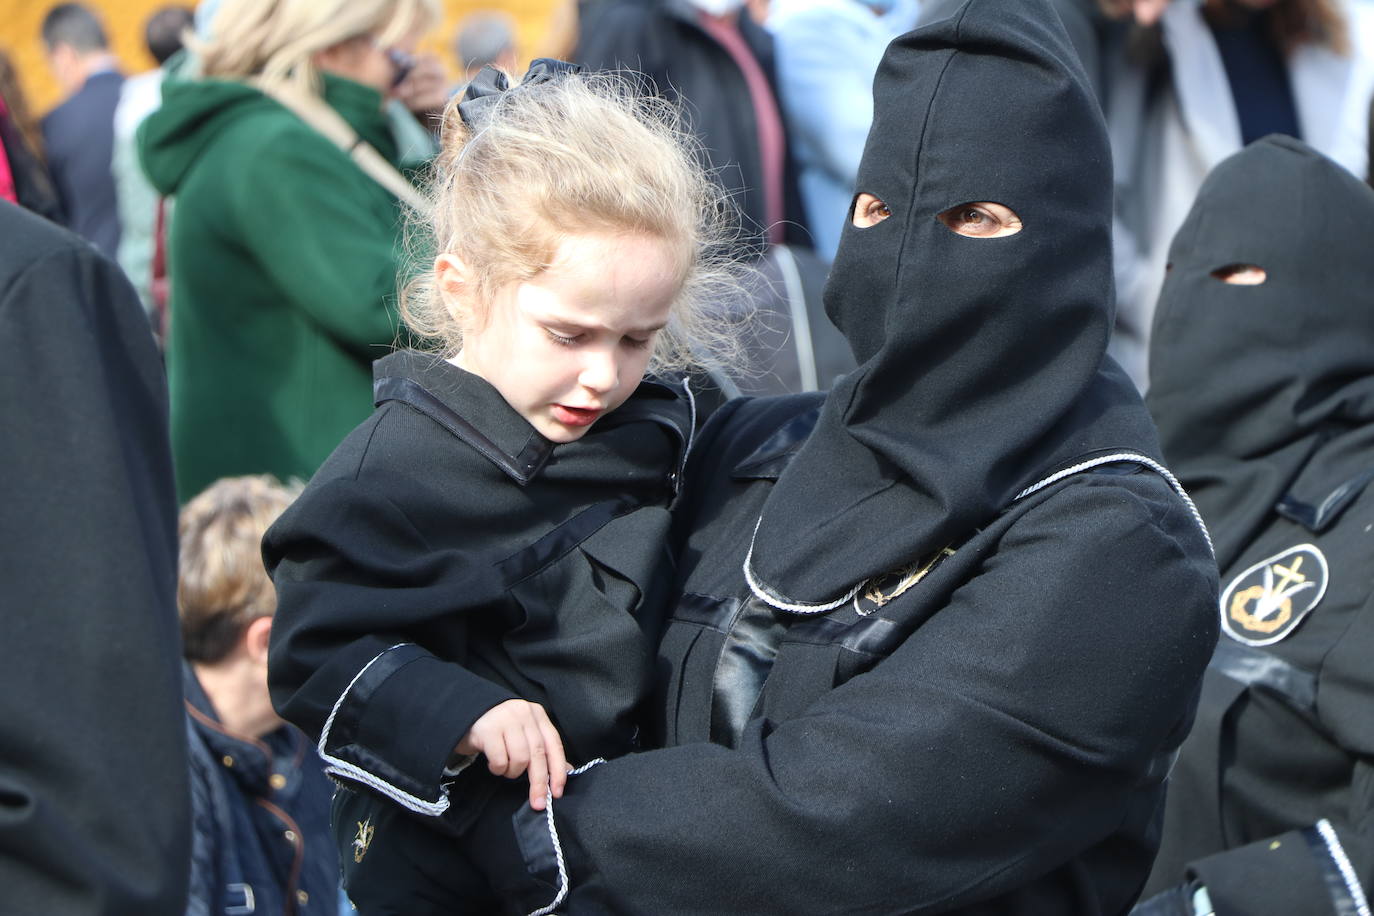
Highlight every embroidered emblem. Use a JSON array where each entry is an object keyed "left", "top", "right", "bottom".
[
  {"left": 1220, "top": 544, "right": 1329, "bottom": 646},
  {"left": 854, "top": 547, "right": 956, "bottom": 617},
  {"left": 352, "top": 818, "right": 375, "bottom": 864}
]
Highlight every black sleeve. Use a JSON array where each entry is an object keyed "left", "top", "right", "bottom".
[
  {"left": 0, "top": 216, "right": 190, "bottom": 914},
  {"left": 265, "top": 472, "right": 517, "bottom": 818},
  {"left": 1176, "top": 593, "right": 1374, "bottom": 916},
  {"left": 491, "top": 475, "right": 1219, "bottom": 913}
]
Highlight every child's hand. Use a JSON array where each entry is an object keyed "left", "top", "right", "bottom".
[{"left": 456, "top": 700, "right": 568, "bottom": 810}]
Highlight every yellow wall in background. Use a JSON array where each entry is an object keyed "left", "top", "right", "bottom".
[{"left": 0, "top": 0, "right": 568, "bottom": 117}]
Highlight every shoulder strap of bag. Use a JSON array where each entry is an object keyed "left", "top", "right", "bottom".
[{"left": 255, "top": 82, "right": 429, "bottom": 213}]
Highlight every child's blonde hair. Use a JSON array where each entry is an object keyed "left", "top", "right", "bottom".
[
  {"left": 401, "top": 66, "right": 744, "bottom": 375},
  {"left": 178, "top": 475, "right": 302, "bottom": 664},
  {"left": 195, "top": 0, "right": 440, "bottom": 93}
]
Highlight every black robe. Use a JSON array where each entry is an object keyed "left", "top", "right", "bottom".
[
  {"left": 0, "top": 200, "right": 188, "bottom": 914},
  {"left": 1142, "top": 135, "right": 1374, "bottom": 915},
  {"left": 474, "top": 3, "right": 1220, "bottom": 913}
]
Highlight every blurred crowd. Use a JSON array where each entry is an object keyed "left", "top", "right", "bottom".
[{"left": 3, "top": 0, "right": 1374, "bottom": 914}]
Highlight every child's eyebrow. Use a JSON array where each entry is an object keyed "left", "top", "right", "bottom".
[{"left": 535, "top": 312, "right": 668, "bottom": 335}]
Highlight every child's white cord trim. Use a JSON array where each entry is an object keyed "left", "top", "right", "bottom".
[
  {"left": 1317, "top": 819, "right": 1372, "bottom": 916},
  {"left": 1013, "top": 452, "right": 1214, "bottom": 557},
  {"left": 317, "top": 643, "right": 452, "bottom": 817},
  {"left": 525, "top": 758, "right": 607, "bottom": 916}
]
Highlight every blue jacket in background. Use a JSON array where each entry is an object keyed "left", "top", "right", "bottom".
[{"left": 184, "top": 666, "right": 339, "bottom": 916}]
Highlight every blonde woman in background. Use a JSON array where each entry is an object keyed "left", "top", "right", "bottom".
[{"left": 138, "top": 0, "right": 440, "bottom": 503}]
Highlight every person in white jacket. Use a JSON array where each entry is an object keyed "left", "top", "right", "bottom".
[{"left": 1089, "top": 0, "right": 1374, "bottom": 389}]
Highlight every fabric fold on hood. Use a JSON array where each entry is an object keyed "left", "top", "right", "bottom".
[
  {"left": 1147, "top": 134, "right": 1374, "bottom": 570},
  {"left": 746, "top": 0, "right": 1162, "bottom": 608}
]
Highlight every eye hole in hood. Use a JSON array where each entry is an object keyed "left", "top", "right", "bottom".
[
  {"left": 852, "top": 192, "right": 892, "bottom": 228},
  {"left": 937, "top": 202, "right": 1023, "bottom": 238},
  {"left": 1211, "top": 263, "right": 1267, "bottom": 285}
]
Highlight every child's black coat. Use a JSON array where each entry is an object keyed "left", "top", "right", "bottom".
[{"left": 265, "top": 349, "right": 691, "bottom": 834}]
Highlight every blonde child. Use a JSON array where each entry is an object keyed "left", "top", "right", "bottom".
[{"left": 264, "top": 60, "right": 739, "bottom": 914}]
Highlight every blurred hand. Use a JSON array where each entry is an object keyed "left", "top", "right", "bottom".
[
  {"left": 1100, "top": 0, "right": 1171, "bottom": 25},
  {"left": 394, "top": 52, "right": 449, "bottom": 125},
  {"left": 456, "top": 699, "right": 569, "bottom": 810}
]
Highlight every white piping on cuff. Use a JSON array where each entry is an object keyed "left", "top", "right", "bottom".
[
  {"left": 317, "top": 643, "right": 451, "bottom": 817},
  {"left": 1317, "top": 818, "right": 1371, "bottom": 916}
]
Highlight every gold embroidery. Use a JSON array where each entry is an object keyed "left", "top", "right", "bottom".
[
  {"left": 352, "top": 819, "right": 375, "bottom": 864},
  {"left": 854, "top": 547, "right": 956, "bottom": 616}
]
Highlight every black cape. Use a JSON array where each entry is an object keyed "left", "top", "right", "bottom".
[{"left": 0, "top": 200, "right": 188, "bottom": 913}]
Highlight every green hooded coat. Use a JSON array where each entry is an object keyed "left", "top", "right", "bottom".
[{"left": 139, "top": 74, "right": 409, "bottom": 501}]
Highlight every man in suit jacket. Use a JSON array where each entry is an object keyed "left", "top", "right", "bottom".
[{"left": 41, "top": 3, "right": 124, "bottom": 259}]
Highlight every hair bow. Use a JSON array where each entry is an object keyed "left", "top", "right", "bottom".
[{"left": 457, "top": 58, "right": 584, "bottom": 128}]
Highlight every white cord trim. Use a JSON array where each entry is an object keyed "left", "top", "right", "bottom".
[
  {"left": 525, "top": 758, "right": 607, "bottom": 916},
  {"left": 746, "top": 452, "right": 1213, "bottom": 615},
  {"left": 1317, "top": 819, "right": 1372, "bottom": 916},
  {"left": 317, "top": 643, "right": 451, "bottom": 817},
  {"left": 743, "top": 518, "right": 865, "bottom": 614},
  {"left": 1014, "top": 452, "right": 1214, "bottom": 557}
]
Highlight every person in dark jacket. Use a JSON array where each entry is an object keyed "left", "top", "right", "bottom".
[
  {"left": 461, "top": 2, "right": 1220, "bottom": 913},
  {"left": 178, "top": 475, "right": 338, "bottom": 916},
  {"left": 575, "top": 0, "right": 810, "bottom": 252},
  {"left": 39, "top": 3, "right": 124, "bottom": 258},
  {"left": 0, "top": 199, "right": 189, "bottom": 914},
  {"left": 1131, "top": 135, "right": 1374, "bottom": 916},
  {"left": 265, "top": 63, "right": 745, "bottom": 914}
]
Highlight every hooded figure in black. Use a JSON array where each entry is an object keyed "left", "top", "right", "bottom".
[
  {"left": 466, "top": 3, "right": 1220, "bottom": 914},
  {"left": 1136, "top": 136, "right": 1374, "bottom": 916}
]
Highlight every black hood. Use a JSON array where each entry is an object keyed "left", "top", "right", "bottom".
[
  {"left": 745, "top": 0, "right": 1161, "bottom": 607},
  {"left": 1147, "top": 135, "right": 1374, "bottom": 571}
]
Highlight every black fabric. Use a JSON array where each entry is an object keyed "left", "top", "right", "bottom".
[
  {"left": 574, "top": 0, "right": 810, "bottom": 252},
  {"left": 1147, "top": 134, "right": 1374, "bottom": 572},
  {"left": 502, "top": 394, "right": 1217, "bottom": 914},
  {"left": 747, "top": 0, "right": 1161, "bottom": 607},
  {"left": 1209, "top": 11, "right": 1301, "bottom": 146},
  {"left": 457, "top": 58, "right": 583, "bottom": 129},
  {"left": 266, "top": 349, "right": 690, "bottom": 827},
  {"left": 0, "top": 200, "right": 188, "bottom": 914},
  {"left": 1142, "top": 137, "right": 1374, "bottom": 914}
]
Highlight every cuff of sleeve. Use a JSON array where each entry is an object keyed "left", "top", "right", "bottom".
[
  {"left": 320, "top": 643, "right": 516, "bottom": 816},
  {"left": 1187, "top": 829, "right": 1333, "bottom": 916}
]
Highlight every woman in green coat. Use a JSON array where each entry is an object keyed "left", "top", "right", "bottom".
[{"left": 139, "top": 0, "right": 439, "bottom": 501}]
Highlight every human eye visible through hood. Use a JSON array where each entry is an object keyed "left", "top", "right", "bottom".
[
  {"left": 937, "top": 202, "right": 1023, "bottom": 238},
  {"left": 1211, "top": 263, "right": 1267, "bottom": 285}
]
